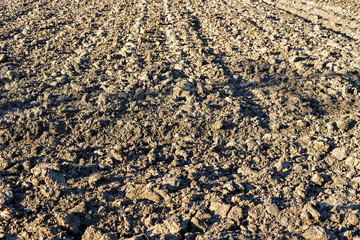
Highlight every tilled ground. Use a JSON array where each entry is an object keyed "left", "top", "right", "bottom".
[{"left": 0, "top": 0, "right": 360, "bottom": 239}]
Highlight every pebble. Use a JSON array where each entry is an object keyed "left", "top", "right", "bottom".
[
  {"left": 163, "top": 177, "right": 181, "bottom": 191},
  {"left": 266, "top": 203, "right": 280, "bottom": 216},
  {"left": 0, "top": 156, "right": 10, "bottom": 171},
  {"left": 0, "top": 54, "right": 8, "bottom": 63},
  {"left": 311, "top": 173, "right": 325, "bottom": 186},
  {"left": 295, "top": 184, "right": 306, "bottom": 198},
  {"left": 151, "top": 215, "right": 187, "bottom": 236},
  {"left": 351, "top": 176, "right": 360, "bottom": 184},
  {"left": 227, "top": 206, "right": 244, "bottom": 220},
  {"left": 345, "top": 156, "right": 360, "bottom": 170},
  {"left": 213, "top": 119, "right": 224, "bottom": 130},
  {"left": 209, "top": 201, "right": 231, "bottom": 218},
  {"left": 337, "top": 117, "right": 354, "bottom": 131},
  {"left": 88, "top": 173, "right": 102, "bottom": 186},
  {"left": 82, "top": 226, "right": 116, "bottom": 240},
  {"left": 0, "top": 185, "right": 13, "bottom": 204},
  {"left": 126, "top": 185, "right": 163, "bottom": 203},
  {"left": 97, "top": 93, "right": 109, "bottom": 106},
  {"left": 55, "top": 212, "right": 81, "bottom": 233},
  {"left": 331, "top": 147, "right": 347, "bottom": 160},
  {"left": 312, "top": 140, "right": 330, "bottom": 152},
  {"left": 302, "top": 225, "right": 330, "bottom": 240},
  {"left": 301, "top": 203, "right": 321, "bottom": 222}
]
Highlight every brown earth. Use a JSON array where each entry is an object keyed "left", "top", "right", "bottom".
[{"left": 0, "top": 0, "right": 360, "bottom": 239}]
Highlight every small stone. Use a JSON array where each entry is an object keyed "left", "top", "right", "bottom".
[
  {"left": 297, "top": 120, "right": 308, "bottom": 128},
  {"left": 351, "top": 176, "right": 360, "bottom": 184},
  {"left": 211, "top": 218, "right": 237, "bottom": 232},
  {"left": 191, "top": 209, "right": 212, "bottom": 232},
  {"left": 227, "top": 206, "right": 244, "bottom": 220},
  {"left": 313, "top": 140, "right": 330, "bottom": 152},
  {"left": 275, "top": 161, "right": 290, "bottom": 172},
  {"left": 81, "top": 226, "right": 116, "bottom": 240},
  {"left": 289, "top": 56, "right": 303, "bottom": 63},
  {"left": 0, "top": 185, "right": 13, "bottom": 204},
  {"left": 343, "top": 230, "right": 357, "bottom": 240},
  {"left": 223, "top": 182, "right": 236, "bottom": 193},
  {"left": 337, "top": 118, "right": 355, "bottom": 131},
  {"left": 0, "top": 54, "right": 8, "bottom": 63},
  {"left": 31, "top": 163, "right": 67, "bottom": 186},
  {"left": 163, "top": 177, "right": 181, "bottom": 191},
  {"left": 268, "top": 57, "right": 277, "bottom": 65},
  {"left": 134, "top": 88, "right": 145, "bottom": 100},
  {"left": 152, "top": 215, "right": 187, "bottom": 236},
  {"left": 213, "top": 120, "right": 224, "bottom": 130},
  {"left": 81, "top": 93, "right": 89, "bottom": 105},
  {"left": 0, "top": 156, "right": 10, "bottom": 170},
  {"left": 179, "top": 80, "right": 193, "bottom": 91},
  {"left": 266, "top": 203, "right": 280, "bottom": 216},
  {"left": 31, "top": 163, "right": 61, "bottom": 177},
  {"left": 353, "top": 235, "right": 360, "bottom": 240},
  {"left": 45, "top": 170, "right": 67, "bottom": 186},
  {"left": 127, "top": 234, "right": 149, "bottom": 240},
  {"left": 295, "top": 184, "right": 306, "bottom": 198},
  {"left": 204, "top": 84, "right": 213, "bottom": 91},
  {"left": 147, "top": 149, "right": 156, "bottom": 163},
  {"left": 330, "top": 212, "right": 341, "bottom": 223},
  {"left": 110, "top": 149, "right": 124, "bottom": 161},
  {"left": 331, "top": 147, "right": 347, "bottom": 160},
  {"left": 126, "top": 184, "right": 163, "bottom": 203},
  {"left": 175, "top": 149, "right": 189, "bottom": 159},
  {"left": 98, "top": 93, "right": 108, "bottom": 106},
  {"left": 301, "top": 203, "right": 321, "bottom": 222},
  {"left": 88, "top": 173, "right": 102, "bottom": 186},
  {"left": 302, "top": 225, "right": 330, "bottom": 240},
  {"left": 0, "top": 209, "right": 12, "bottom": 220},
  {"left": 55, "top": 212, "right": 81, "bottom": 233},
  {"left": 22, "top": 161, "right": 32, "bottom": 171},
  {"left": 70, "top": 82, "right": 84, "bottom": 92},
  {"left": 345, "top": 156, "right": 360, "bottom": 170},
  {"left": 344, "top": 210, "right": 359, "bottom": 226},
  {"left": 311, "top": 173, "right": 325, "bottom": 186},
  {"left": 270, "top": 123, "right": 280, "bottom": 131},
  {"left": 172, "top": 86, "right": 183, "bottom": 98},
  {"left": 209, "top": 201, "right": 231, "bottom": 218},
  {"left": 326, "top": 122, "right": 337, "bottom": 132},
  {"left": 153, "top": 188, "right": 171, "bottom": 202},
  {"left": 40, "top": 185, "right": 61, "bottom": 199},
  {"left": 237, "top": 166, "right": 254, "bottom": 176}
]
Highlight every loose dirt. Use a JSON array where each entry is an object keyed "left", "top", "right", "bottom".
[{"left": 0, "top": 0, "right": 360, "bottom": 239}]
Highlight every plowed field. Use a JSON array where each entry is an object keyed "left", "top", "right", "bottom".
[{"left": 0, "top": 0, "right": 360, "bottom": 239}]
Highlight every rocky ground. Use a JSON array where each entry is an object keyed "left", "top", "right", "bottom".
[{"left": 0, "top": 0, "right": 360, "bottom": 239}]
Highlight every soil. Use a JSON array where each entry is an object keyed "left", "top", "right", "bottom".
[{"left": 0, "top": 0, "right": 360, "bottom": 239}]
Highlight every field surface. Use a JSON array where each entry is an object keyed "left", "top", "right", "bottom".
[{"left": 0, "top": 0, "right": 360, "bottom": 239}]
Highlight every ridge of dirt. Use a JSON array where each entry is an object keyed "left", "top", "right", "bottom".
[
  {"left": 264, "top": 0, "right": 360, "bottom": 40},
  {"left": 0, "top": 0, "right": 360, "bottom": 239}
]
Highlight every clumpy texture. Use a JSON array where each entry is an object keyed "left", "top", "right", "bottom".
[{"left": 0, "top": 0, "right": 360, "bottom": 239}]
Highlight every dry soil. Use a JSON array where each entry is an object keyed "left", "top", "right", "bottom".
[{"left": 0, "top": 0, "right": 360, "bottom": 239}]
